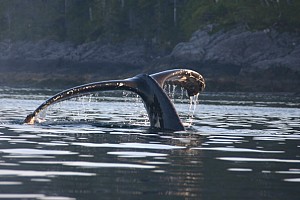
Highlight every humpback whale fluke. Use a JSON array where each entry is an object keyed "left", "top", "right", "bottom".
[{"left": 24, "top": 69, "right": 205, "bottom": 131}]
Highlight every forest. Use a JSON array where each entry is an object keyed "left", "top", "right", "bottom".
[{"left": 0, "top": 0, "right": 299, "bottom": 50}]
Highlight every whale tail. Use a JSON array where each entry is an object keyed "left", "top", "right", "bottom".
[{"left": 25, "top": 69, "right": 205, "bottom": 131}]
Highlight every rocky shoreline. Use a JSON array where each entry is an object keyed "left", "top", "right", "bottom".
[{"left": 1, "top": 26, "right": 299, "bottom": 92}]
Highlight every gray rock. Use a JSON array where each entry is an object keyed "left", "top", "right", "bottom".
[
  {"left": 171, "top": 26, "right": 300, "bottom": 72},
  {"left": 1, "top": 26, "right": 299, "bottom": 91},
  {"left": 0, "top": 39, "right": 147, "bottom": 66}
]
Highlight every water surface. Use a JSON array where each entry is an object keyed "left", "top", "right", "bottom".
[{"left": 0, "top": 87, "right": 299, "bottom": 199}]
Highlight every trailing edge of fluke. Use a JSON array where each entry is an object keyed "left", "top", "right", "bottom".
[{"left": 24, "top": 69, "right": 205, "bottom": 131}]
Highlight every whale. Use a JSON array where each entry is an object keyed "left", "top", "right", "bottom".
[{"left": 24, "top": 69, "right": 205, "bottom": 131}]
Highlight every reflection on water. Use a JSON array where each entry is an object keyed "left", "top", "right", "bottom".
[{"left": 0, "top": 87, "right": 299, "bottom": 199}]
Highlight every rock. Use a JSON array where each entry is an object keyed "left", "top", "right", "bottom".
[
  {"left": 1, "top": 26, "right": 300, "bottom": 92},
  {"left": 167, "top": 25, "right": 300, "bottom": 92},
  {"left": 171, "top": 26, "right": 300, "bottom": 72},
  {"left": 0, "top": 39, "right": 150, "bottom": 88},
  {"left": 0, "top": 39, "right": 147, "bottom": 66}
]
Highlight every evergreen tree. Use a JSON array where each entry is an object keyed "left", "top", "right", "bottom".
[{"left": 0, "top": 0, "right": 299, "bottom": 44}]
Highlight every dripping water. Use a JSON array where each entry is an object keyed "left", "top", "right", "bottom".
[
  {"left": 164, "top": 83, "right": 178, "bottom": 103},
  {"left": 186, "top": 93, "right": 199, "bottom": 127},
  {"left": 36, "top": 107, "right": 48, "bottom": 123},
  {"left": 33, "top": 85, "right": 201, "bottom": 128},
  {"left": 163, "top": 83, "right": 201, "bottom": 127},
  {"left": 180, "top": 87, "right": 185, "bottom": 103}
]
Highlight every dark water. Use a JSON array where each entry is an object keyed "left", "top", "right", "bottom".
[{"left": 0, "top": 87, "right": 299, "bottom": 200}]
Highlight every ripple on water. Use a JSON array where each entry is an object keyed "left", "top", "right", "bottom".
[
  {"left": 71, "top": 142, "right": 186, "bottom": 150},
  {"left": 227, "top": 168, "right": 253, "bottom": 172},
  {"left": 283, "top": 178, "right": 300, "bottom": 182},
  {"left": 275, "top": 169, "right": 300, "bottom": 174},
  {"left": 0, "top": 181, "right": 22, "bottom": 185},
  {"left": 0, "top": 169, "right": 95, "bottom": 177},
  {"left": 30, "top": 178, "right": 52, "bottom": 182},
  {"left": 107, "top": 151, "right": 168, "bottom": 158},
  {"left": 217, "top": 157, "right": 300, "bottom": 163},
  {"left": 0, "top": 148, "right": 77, "bottom": 155},
  {"left": 37, "top": 142, "right": 69, "bottom": 146},
  {"left": 0, "top": 194, "right": 75, "bottom": 200},
  {"left": 193, "top": 147, "right": 284, "bottom": 153},
  {"left": 21, "top": 161, "right": 156, "bottom": 169}
]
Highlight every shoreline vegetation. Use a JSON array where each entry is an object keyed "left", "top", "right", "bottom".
[{"left": 0, "top": 1, "right": 299, "bottom": 92}]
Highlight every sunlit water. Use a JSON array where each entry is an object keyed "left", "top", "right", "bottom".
[{"left": 0, "top": 87, "right": 299, "bottom": 200}]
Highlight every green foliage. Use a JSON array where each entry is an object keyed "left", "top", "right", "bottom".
[
  {"left": 0, "top": 0, "right": 299, "bottom": 46},
  {"left": 181, "top": 0, "right": 300, "bottom": 36}
]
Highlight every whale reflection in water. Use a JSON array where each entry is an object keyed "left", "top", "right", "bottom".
[{"left": 24, "top": 69, "right": 205, "bottom": 131}]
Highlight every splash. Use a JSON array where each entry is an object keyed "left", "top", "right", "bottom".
[
  {"left": 121, "top": 91, "right": 148, "bottom": 127},
  {"left": 36, "top": 94, "right": 99, "bottom": 123},
  {"left": 33, "top": 85, "right": 201, "bottom": 129}
]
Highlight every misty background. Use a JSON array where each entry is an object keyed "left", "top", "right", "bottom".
[{"left": 0, "top": 0, "right": 299, "bottom": 92}]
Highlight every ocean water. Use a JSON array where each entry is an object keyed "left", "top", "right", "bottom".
[{"left": 0, "top": 87, "right": 299, "bottom": 200}]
